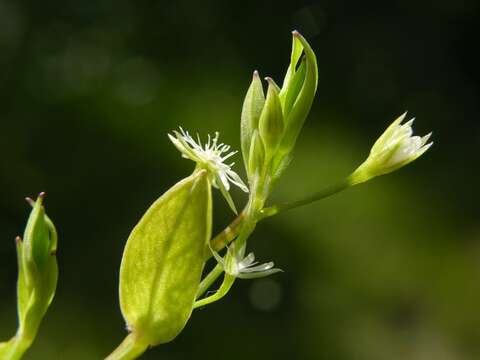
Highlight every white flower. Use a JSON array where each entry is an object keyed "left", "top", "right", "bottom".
[
  {"left": 352, "top": 112, "right": 432, "bottom": 184},
  {"left": 211, "top": 243, "right": 282, "bottom": 279},
  {"left": 168, "top": 127, "right": 248, "bottom": 213}
]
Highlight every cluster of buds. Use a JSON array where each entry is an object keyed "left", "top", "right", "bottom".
[{"left": 241, "top": 31, "right": 318, "bottom": 192}]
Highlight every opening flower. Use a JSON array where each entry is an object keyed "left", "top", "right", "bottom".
[
  {"left": 169, "top": 127, "right": 248, "bottom": 213},
  {"left": 210, "top": 243, "right": 282, "bottom": 279},
  {"left": 351, "top": 112, "right": 433, "bottom": 184}
]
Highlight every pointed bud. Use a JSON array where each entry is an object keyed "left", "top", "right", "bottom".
[
  {"left": 266, "top": 76, "right": 281, "bottom": 93},
  {"left": 12, "top": 193, "right": 58, "bottom": 356},
  {"left": 280, "top": 30, "right": 305, "bottom": 102},
  {"left": 119, "top": 170, "right": 212, "bottom": 347},
  {"left": 23, "top": 193, "right": 53, "bottom": 273},
  {"left": 247, "top": 130, "right": 265, "bottom": 181},
  {"left": 350, "top": 113, "right": 433, "bottom": 184},
  {"left": 241, "top": 71, "right": 265, "bottom": 170},
  {"left": 277, "top": 31, "right": 318, "bottom": 162},
  {"left": 258, "top": 78, "right": 284, "bottom": 157}
]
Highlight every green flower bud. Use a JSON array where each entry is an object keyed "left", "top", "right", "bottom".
[
  {"left": 2, "top": 193, "right": 58, "bottom": 359},
  {"left": 258, "top": 77, "right": 284, "bottom": 158},
  {"left": 238, "top": 32, "right": 318, "bottom": 186},
  {"left": 279, "top": 30, "right": 305, "bottom": 105},
  {"left": 350, "top": 112, "right": 433, "bottom": 184},
  {"left": 278, "top": 31, "right": 318, "bottom": 154},
  {"left": 241, "top": 70, "right": 265, "bottom": 170},
  {"left": 21, "top": 193, "right": 58, "bottom": 314},
  {"left": 22, "top": 194, "right": 57, "bottom": 276},
  {"left": 119, "top": 169, "right": 212, "bottom": 347},
  {"left": 247, "top": 130, "right": 265, "bottom": 182}
]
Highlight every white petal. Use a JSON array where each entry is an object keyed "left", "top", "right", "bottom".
[
  {"left": 226, "top": 170, "right": 249, "bottom": 192},
  {"left": 418, "top": 141, "right": 433, "bottom": 155},
  {"left": 237, "top": 268, "right": 283, "bottom": 279},
  {"left": 218, "top": 172, "right": 231, "bottom": 191},
  {"left": 420, "top": 132, "right": 432, "bottom": 146},
  {"left": 168, "top": 133, "right": 194, "bottom": 160},
  {"left": 239, "top": 252, "right": 256, "bottom": 267},
  {"left": 242, "top": 262, "right": 275, "bottom": 273}
]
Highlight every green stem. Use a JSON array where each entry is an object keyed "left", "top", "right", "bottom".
[
  {"left": 196, "top": 180, "right": 262, "bottom": 302},
  {"left": 196, "top": 213, "right": 255, "bottom": 300},
  {"left": 196, "top": 264, "right": 224, "bottom": 299},
  {"left": 0, "top": 334, "right": 33, "bottom": 360},
  {"left": 105, "top": 333, "right": 149, "bottom": 360},
  {"left": 194, "top": 274, "right": 235, "bottom": 309},
  {"left": 208, "top": 211, "right": 245, "bottom": 256},
  {"left": 196, "top": 177, "right": 354, "bottom": 299},
  {"left": 260, "top": 177, "right": 352, "bottom": 219}
]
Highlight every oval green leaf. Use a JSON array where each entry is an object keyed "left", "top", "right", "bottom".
[{"left": 119, "top": 170, "right": 212, "bottom": 346}]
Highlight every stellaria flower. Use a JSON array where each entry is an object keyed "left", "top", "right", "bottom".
[
  {"left": 351, "top": 112, "right": 433, "bottom": 184},
  {"left": 210, "top": 243, "right": 282, "bottom": 279},
  {"left": 169, "top": 127, "right": 248, "bottom": 213}
]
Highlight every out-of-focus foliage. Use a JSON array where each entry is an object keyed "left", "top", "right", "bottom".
[{"left": 0, "top": 0, "right": 479, "bottom": 359}]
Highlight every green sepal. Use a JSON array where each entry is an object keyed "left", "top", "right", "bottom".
[
  {"left": 280, "top": 31, "right": 305, "bottom": 102},
  {"left": 217, "top": 176, "right": 238, "bottom": 215},
  {"left": 282, "top": 56, "right": 306, "bottom": 119},
  {"left": 23, "top": 194, "right": 51, "bottom": 274},
  {"left": 247, "top": 130, "right": 265, "bottom": 182},
  {"left": 241, "top": 70, "right": 265, "bottom": 170},
  {"left": 119, "top": 170, "right": 212, "bottom": 346},
  {"left": 258, "top": 78, "right": 284, "bottom": 158},
  {"left": 277, "top": 31, "right": 318, "bottom": 159},
  {"left": 267, "top": 77, "right": 281, "bottom": 93}
]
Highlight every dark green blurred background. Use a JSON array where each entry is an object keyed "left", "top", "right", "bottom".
[{"left": 1, "top": 0, "right": 479, "bottom": 359}]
